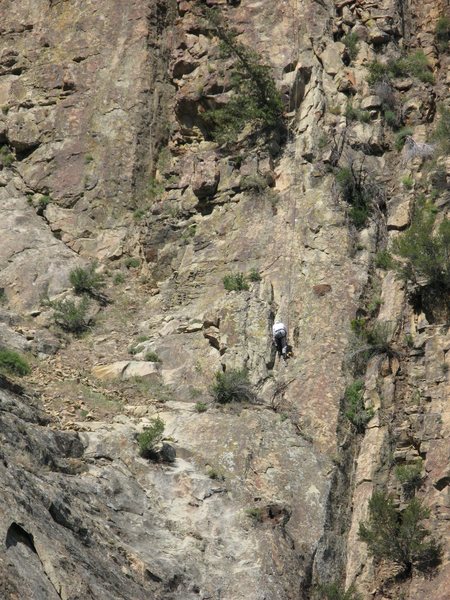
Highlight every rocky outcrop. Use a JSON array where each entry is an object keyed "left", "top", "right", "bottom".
[{"left": 0, "top": 0, "right": 449, "bottom": 598}]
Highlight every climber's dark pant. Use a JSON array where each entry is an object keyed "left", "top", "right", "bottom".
[{"left": 274, "top": 332, "right": 287, "bottom": 356}]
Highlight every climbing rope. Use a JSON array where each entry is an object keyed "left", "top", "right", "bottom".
[{"left": 284, "top": 0, "right": 302, "bottom": 339}]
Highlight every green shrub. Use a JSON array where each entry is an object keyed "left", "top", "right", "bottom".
[
  {"left": 51, "top": 297, "right": 90, "bottom": 333},
  {"left": 367, "top": 52, "right": 434, "bottom": 85},
  {"left": 223, "top": 272, "right": 249, "bottom": 291},
  {"left": 436, "top": 16, "right": 450, "bottom": 52},
  {"left": 348, "top": 205, "right": 370, "bottom": 229},
  {"left": 335, "top": 166, "right": 380, "bottom": 229},
  {"left": 364, "top": 321, "right": 395, "bottom": 353},
  {"left": 0, "top": 349, "right": 31, "bottom": 376},
  {"left": 395, "top": 127, "right": 414, "bottom": 151},
  {"left": 345, "top": 104, "right": 370, "bottom": 123},
  {"left": 375, "top": 249, "right": 394, "bottom": 270},
  {"left": 366, "top": 295, "right": 382, "bottom": 314},
  {"left": 0, "top": 288, "right": 6, "bottom": 305},
  {"left": 195, "top": 401, "right": 208, "bottom": 413},
  {"left": 240, "top": 173, "right": 268, "bottom": 192},
  {"left": 137, "top": 416, "right": 165, "bottom": 458},
  {"left": 113, "top": 273, "right": 125, "bottom": 285},
  {"left": 395, "top": 460, "right": 423, "bottom": 497},
  {"left": 69, "top": 263, "right": 105, "bottom": 295},
  {"left": 313, "top": 582, "right": 362, "bottom": 600},
  {"left": 348, "top": 319, "right": 396, "bottom": 374},
  {"left": 148, "top": 176, "right": 165, "bottom": 199},
  {"left": 245, "top": 507, "right": 263, "bottom": 522},
  {"left": 211, "top": 368, "right": 256, "bottom": 404},
  {"left": 402, "top": 175, "right": 414, "bottom": 189},
  {"left": 208, "top": 467, "right": 224, "bottom": 480},
  {"left": 391, "top": 206, "right": 450, "bottom": 291},
  {"left": 201, "top": 7, "right": 283, "bottom": 143},
  {"left": 84, "top": 154, "right": 94, "bottom": 164},
  {"left": 124, "top": 257, "right": 140, "bottom": 269},
  {"left": 248, "top": 268, "right": 262, "bottom": 282},
  {"left": 367, "top": 60, "right": 390, "bottom": 85},
  {"left": 145, "top": 351, "right": 161, "bottom": 363},
  {"left": 38, "top": 195, "right": 51, "bottom": 210},
  {"left": 133, "top": 208, "right": 146, "bottom": 221},
  {"left": 342, "top": 32, "right": 359, "bottom": 61},
  {"left": 0, "top": 145, "right": 14, "bottom": 167},
  {"left": 358, "top": 491, "right": 441, "bottom": 574},
  {"left": 390, "top": 51, "right": 434, "bottom": 84},
  {"left": 432, "top": 105, "right": 450, "bottom": 154},
  {"left": 344, "top": 380, "right": 373, "bottom": 432},
  {"left": 383, "top": 109, "right": 401, "bottom": 129}
]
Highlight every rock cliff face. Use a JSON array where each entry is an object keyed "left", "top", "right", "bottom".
[{"left": 0, "top": 0, "right": 449, "bottom": 599}]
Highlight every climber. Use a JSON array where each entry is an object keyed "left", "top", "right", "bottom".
[{"left": 272, "top": 322, "right": 288, "bottom": 359}]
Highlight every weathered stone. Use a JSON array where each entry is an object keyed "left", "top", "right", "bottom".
[
  {"left": 312, "top": 284, "right": 332, "bottom": 296},
  {"left": 320, "top": 43, "right": 345, "bottom": 76},
  {"left": 387, "top": 197, "right": 411, "bottom": 230},
  {"left": 361, "top": 95, "right": 382, "bottom": 110}
]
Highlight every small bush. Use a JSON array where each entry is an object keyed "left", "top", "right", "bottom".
[
  {"left": 0, "top": 145, "right": 14, "bottom": 167},
  {"left": 345, "top": 104, "right": 370, "bottom": 123},
  {"left": 367, "top": 52, "right": 434, "bottom": 85},
  {"left": 211, "top": 368, "right": 256, "bottom": 404},
  {"left": 342, "top": 32, "right": 359, "bottom": 61},
  {"left": 367, "top": 60, "right": 389, "bottom": 86},
  {"left": 402, "top": 175, "right": 414, "bottom": 189},
  {"left": 245, "top": 507, "right": 263, "bottom": 522},
  {"left": 248, "top": 268, "right": 262, "bottom": 282},
  {"left": 195, "top": 401, "right": 208, "bottom": 413},
  {"left": 148, "top": 176, "right": 165, "bottom": 199},
  {"left": 335, "top": 165, "right": 382, "bottom": 229},
  {"left": 223, "top": 272, "right": 249, "bottom": 291},
  {"left": 365, "top": 321, "right": 395, "bottom": 354},
  {"left": 391, "top": 206, "right": 450, "bottom": 292},
  {"left": 124, "top": 257, "right": 140, "bottom": 269},
  {"left": 390, "top": 51, "right": 434, "bottom": 84},
  {"left": 0, "top": 349, "right": 31, "bottom": 376},
  {"left": 344, "top": 380, "right": 373, "bottom": 432},
  {"left": 133, "top": 208, "right": 146, "bottom": 221},
  {"left": 145, "top": 351, "right": 161, "bottom": 363},
  {"left": 313, "top": 582, "right": 362, "bottom": 600},
  {"left": 348, "top": 319, "right": 396, "bottom": 374},
  {"left": 137, "top": 417, "right": 165, "bottom": 458},
  {"left": 201, "top": 7, "right": 283, "bottom": 144},
  {"left": 113, "top": 273, "right": 125, "bottom": 285},
  {"left": 384, "top": 109, "right": 400, "bottom": 129},
  {"left": 0, "top": 288, "right": 6, "bottom": 305},
  {"left": 51, "top": 297, "right": 90, "bottom": 333},
  {"left": 395, "top": 127, "right": 414, "bottom": 151},
  {"left": 69, "top": 263, "right": 105, "bottom": 295},
  {"left": 436, "top": 16, "right": 450, "bottom": 52},
  {"left": 349, "top": 205, "right": 370, "bottom": 229},
  {"left": 432, "top": 105, "right": 450, "bottom": 155},
  {"left": 375, "top": 249, "right": 394, "bottom": 270},
  {"left": 395, "top": 460, "right": 423, "bottom": 497},
  {"left": 208, "top": 468, "right": 224, "bottom": 480},
  {"left": 358, "top": 491, "right": 441, "bottom": 574},
  {"left": 38, "top": 195, "right": 51, "bottom": 210},
  {"left": 240, "top": 174, "right": 268, "bottom": 192}
]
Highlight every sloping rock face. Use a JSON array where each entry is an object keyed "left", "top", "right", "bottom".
[
  {"left": 0, "top": 0, "right": 449, "bottom": 599},
  {"left": 0, "top": 0, "right": 171, "bottom": 311}
]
